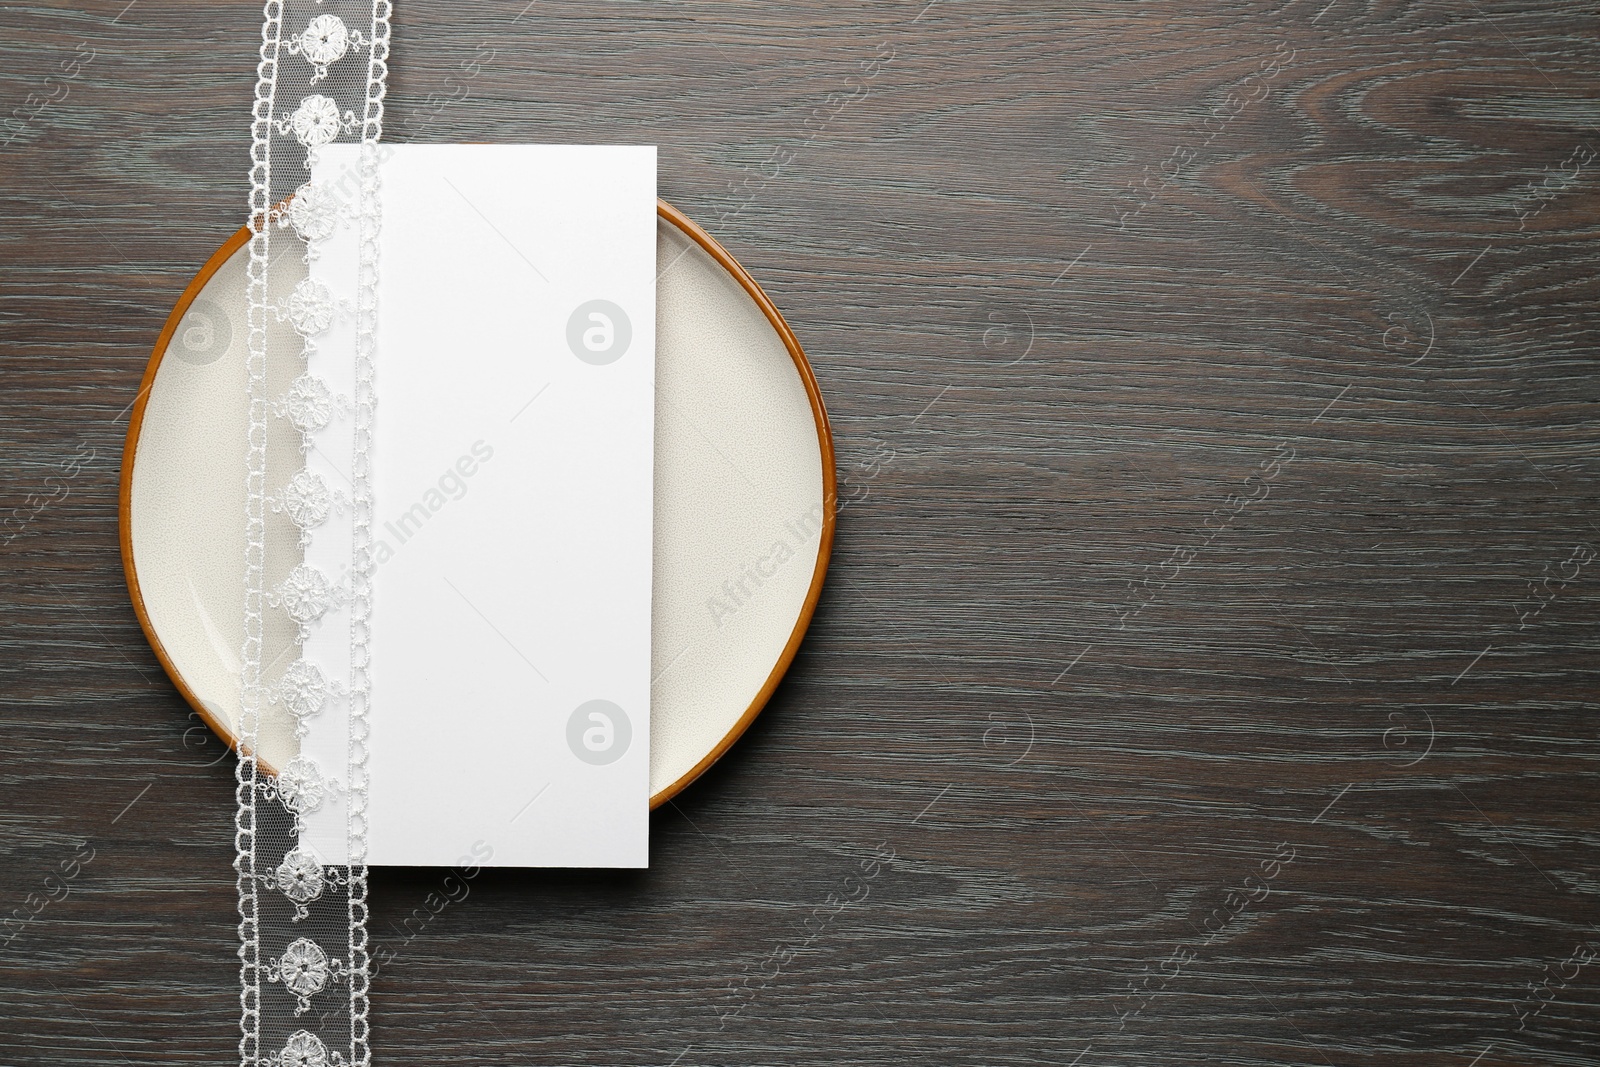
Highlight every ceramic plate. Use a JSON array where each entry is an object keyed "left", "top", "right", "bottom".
[{"left": 120, "top": 201, "right": 835, "bottom": 807}]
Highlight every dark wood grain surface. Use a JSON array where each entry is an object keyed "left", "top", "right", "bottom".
[{"left": 4, "top": 0, "right": 1600, "bottom": 1063}]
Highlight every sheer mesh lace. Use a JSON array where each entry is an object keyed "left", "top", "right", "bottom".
[{"left": 240, "top": 2, "right": 389, "bottom": 1064}]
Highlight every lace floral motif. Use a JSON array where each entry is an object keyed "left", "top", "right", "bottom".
[
  {"left": 265, "top": 1029, "right": 347, "bottom": 1067},
  {"left": 275, "top": 756, "right": 326, "bottom": 815},
  {"left": 287, "top": 15, "right": 367, "bottom": 84},
  {"left": 278, "top": 374, "right": 332, "bottom": 435},
  {"left": 268, "top": 755, "right": 344, "bottom": 835},
  {"left": 271, "top": 564, "right": 337, "bottom": 634},
  {"left": 270, "top": 469, "right": 345, "bottom": 547},
  {"left": 270, "top": 848, "right": 344, "bottom": 921},
  {"left": 268, "top": 937, "right": 345, "bottom": 1015},
  {"left": 271, "top": 658, "right": 332, "bottom": 736},
  {"left": 275, "top": 850, "right": 323, "bottom": 904},
  {"left": 275, "top": 374, "right": 342, "bottom": 439},
  {"left": 284, "top": 277, "right": 336, "bottom": 337},
  {"left": 280, "top": 94, "right": 356, "bottom": 150},
  {"left": 283, "top": 183, "right": 341, "bottom": 246}
]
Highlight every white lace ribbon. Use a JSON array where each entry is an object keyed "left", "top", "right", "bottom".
[{"left": 240, "top": 2, "right": 389, "bottom": 1064}]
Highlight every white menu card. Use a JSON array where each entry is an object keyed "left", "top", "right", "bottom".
[{"left": 300, "top": 144, "right": 656, "bottom": 868}]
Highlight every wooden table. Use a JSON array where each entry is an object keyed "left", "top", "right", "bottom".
[{"left": 3, "top": 1, "right": 1598, "bottom": 1063}]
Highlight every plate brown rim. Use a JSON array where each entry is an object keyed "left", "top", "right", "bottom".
[{"left": 118, "top": 197, "right": 837, "bottom": 810}]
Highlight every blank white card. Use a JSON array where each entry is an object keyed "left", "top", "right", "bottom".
[{"left": 302, "top": 144, "right": 656, "bottom": 867}]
